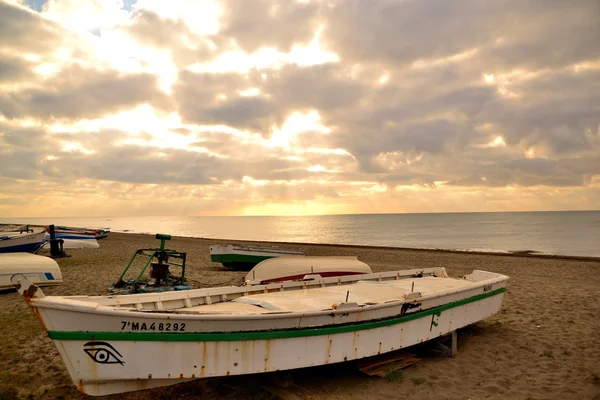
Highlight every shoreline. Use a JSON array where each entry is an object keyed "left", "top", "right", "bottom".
[{"left": 120, "top": 231, "right": 600, "bottom": 263}]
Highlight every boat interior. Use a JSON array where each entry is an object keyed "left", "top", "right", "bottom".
[{"left": 47, "top": 268, "right": 505, "bottom": 315}]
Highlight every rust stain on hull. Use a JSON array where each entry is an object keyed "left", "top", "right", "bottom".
[
  {"left": 200, "top": 342, "right": 207, "bottom": 377},
  {"left": 264, "top": 339, "right": 272, "bottom": 371}
]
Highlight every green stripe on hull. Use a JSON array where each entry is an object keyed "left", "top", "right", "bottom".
[{"left": 47, "top": 288, "right": 505, "bottom": 342}]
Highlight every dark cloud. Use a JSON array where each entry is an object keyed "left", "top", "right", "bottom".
[
  {"left": 0, "top": 55, "right": 34, "bottom": 82},
  {"left": 444, "top": 156, "right": 599, "bottom": 188},
  {"left": 0, "top": 123, "right": 50, "bottom": 180},
  {"left": 124, "top": 9, "right": 224, "bottom": 67},
  {"left": 0, "top": 65, "right": 170, "bottom": 120},
  {"left": 198, "top": 96, "right": 280, "bottom": 131},
  {"left": 219, "top": 0, "right": 322, "bottom": 52},
  {"left": 323, "top": 0, "right": 600, "bottom": 70},
  {"left": 253, "top": 64, "right": 366, "bottom": 113},
  {"left": 175, "top": 70, "right": 281, "bottom": 131},
  {"left": 0, "top": 1, "right": 66, "bottom": 54},
  {"left": 322, "top": 0, "right": 506, "bottom": 65},
  {"left": 476, "top": 1, "right": 600, "bottom": 71}
]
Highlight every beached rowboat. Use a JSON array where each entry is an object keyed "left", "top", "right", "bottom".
[
  {"left": 0, "top": 253, "right": 62, "bottom": 289},
  {"left": 0, "top": 228, "right": 47, "bottom": 253},
  {"left": 14, "top": 267, "right": 508, "bottom": 396},
  {"left": 209, "top": 243, "right": 306, "bottom": 270},
  {"left": 244, "top": 256, "right": 373, "bottom": 285}
]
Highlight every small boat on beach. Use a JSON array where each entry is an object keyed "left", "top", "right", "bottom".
[
  {"left": 244, "top": 256, "right": 373, "bottom": 285},
  {"left": 209, "top": 243, "right": 306, "bottom": 270},
  {"left": 14, "top": 267, "right": 508, "bottom": 396},
  {"left": 0, "top": 227, "right": 47, "bottom": 253},
  {"left": 53, "top": 226, "right": 110, "bottom": 240},
  {"left": 40, "top": 238, "right": 100, "bottom": 249},
  {"left": 1, "top": 253, "right": 62, "bottom": 289}
]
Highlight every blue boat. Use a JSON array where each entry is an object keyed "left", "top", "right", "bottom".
[{"left": 0, "top": 228, "right": 47, "bottom": 253}]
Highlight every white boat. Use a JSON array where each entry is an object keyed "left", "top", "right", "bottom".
[
  {"left": 14, "top": 267, "right": 508, "bottom": 396},
  {"left": 209, "top": 243, "right": 306, "bottom": 270},
  {"left": 41, "top": 237, "right": 100, "bottom": 249},
  {"left": 0, "top": 228, "right": 47, "bottom": 253},
  {"left": 1, "top": 253, "right": 62, "bottom": 289},
  {"left": 244, "top": 256, "right": 373, "bottom": 285}
]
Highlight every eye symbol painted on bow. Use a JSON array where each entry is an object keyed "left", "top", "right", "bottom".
[{"left": 83, "top": 342, "right": 124, "bottom": 365}]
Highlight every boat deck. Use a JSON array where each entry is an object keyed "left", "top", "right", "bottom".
[{"left": 180, "top": 277, "right": 476, "bottom": 315}]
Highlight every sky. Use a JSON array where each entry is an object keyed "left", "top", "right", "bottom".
[{"left": 0, "top": 0, "right": 599, "bottom": 217}]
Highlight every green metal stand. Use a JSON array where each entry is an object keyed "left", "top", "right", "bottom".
[{"left": 110, "top": 234, "right": 189, "bottom": 294}]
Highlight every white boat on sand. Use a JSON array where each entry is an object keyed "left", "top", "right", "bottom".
[
  {"left": 209, "top": 243, "right": 306, "bottom": 270},
  {"left": 41, "top": 237, "right": 100, "bottom": 249},
  {"left": 1, "top": 253, "right": 62, "bottom": 290},
  {"left": 14, "top": 267, "right": 508, "bottom": 396},
  {"left": 244, "top": 256, "right": 373, "bottom": 285}
]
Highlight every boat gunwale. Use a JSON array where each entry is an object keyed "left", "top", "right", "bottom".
[
  {"left": 67, "top": 267, "right": 448, "bottom": 303},
  {"left": 46, "top": 287, "right": 507, "bottom": 341},
  {"left": 29, "top": 272, "right": 509, "bottom": 322}
]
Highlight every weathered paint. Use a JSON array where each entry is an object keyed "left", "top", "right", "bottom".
[
  {"left": 49, "top": 293, "right": 504, "bottom": 396},
  {"left": 15, "top": 268, "right": 508, "bottom": 396},
  {"left": 46, "top": 288, "right": 506, "bottom": 342}
]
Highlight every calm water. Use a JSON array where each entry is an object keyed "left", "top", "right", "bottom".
[{"left": 2, "top": 211, "right": 599, "bottom": 257}]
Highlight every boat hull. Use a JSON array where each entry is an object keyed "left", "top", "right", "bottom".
[
  {"left": 210, "top": 244, "right": 305, "bottom": 271},
  {"left": 244, "top": 256, "right": 373, "bottom": 284},
  {"left": 47, "top": 291, "right": 504, "bottom": 396},
  {"left": 0, "top": 230, "right": 47, "bottom": 253},
  {"left": 16, "top": 268, "right": 508, "bottom": 396},
  {"left": 0, "top": 253, "right": 63, "bottom": 289}
]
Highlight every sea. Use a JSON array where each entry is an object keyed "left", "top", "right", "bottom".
[{"left": 2, "top": 211, "right": 599, "bottom": 258}]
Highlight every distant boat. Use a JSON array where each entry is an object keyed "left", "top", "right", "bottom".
[
  {"left": 0, "top": 228, "right": 47, "bottom": 253},
  {"left": 209, "top": 243, "right": 306, "bottom": 270},
  {"left": 0, "top": 253, "right": 62, "bottom": 289},
  {"left": 14, "top": 267, "right": 508, "bottom": 396},
  {"left": 244, "top": 256, "right": 373, "bottom": 285}
]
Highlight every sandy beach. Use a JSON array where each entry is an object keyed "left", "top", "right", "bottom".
[{"left": 1, "top": 232, "right": 599, "bottom": 400}]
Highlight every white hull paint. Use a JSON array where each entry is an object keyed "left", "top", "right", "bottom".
[
  {"left": 244, "top": 256, "right": 372, "bottom": 284},
  {"left": 16, "top": 268, "right": 508, "bottom": 396},
  {"left": 54, "top": 295, "right": 503, "bottom": 396},
  {"left": 0, "top": 253, "right": 62, "bottom": 289},
  {"left": 41, "top": 237, "right": 100, "bottom": 249}
]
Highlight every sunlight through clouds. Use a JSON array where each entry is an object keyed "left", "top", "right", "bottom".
[
  {"left": 1, "top": 0, "right": 599, "bottom": 216},
  {"left": 266, "top": 110, "right": 330, "bottom": 149},
  {"left": 188, "top": 25, "right": 338, "bottom": 74}
]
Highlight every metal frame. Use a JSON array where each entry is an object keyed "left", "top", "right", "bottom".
[{"left": 112, "top": 234, "right": 187, "bottom": 293}]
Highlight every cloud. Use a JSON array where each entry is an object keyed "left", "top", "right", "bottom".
[
  {"left": 219, "top": 0, "right": 322, "bottom": 52},
  {"left": 253, "top": 64, "right": 366, "bottom": 113},
  {"left": 123, "top": 8, "right": 221, "bottom": 67},
  {"left": 0, "top": 1, "right": 62, "bottom": 54},
  {"left": 0, "top": 65, "right": 170, "bottom": 120},
  {"left": 1, "top": 0, "right": 599, "bottom": 217},
  {"left": 323, "top": 0, "right": 600, "bottom": 70},
  {"left": 0, "top": 55, "right": 34, "bottom": 82}
]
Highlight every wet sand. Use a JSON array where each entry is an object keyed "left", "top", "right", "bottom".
[{"left": 1, "top": 232, "right": 599, "bottom": 400}]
